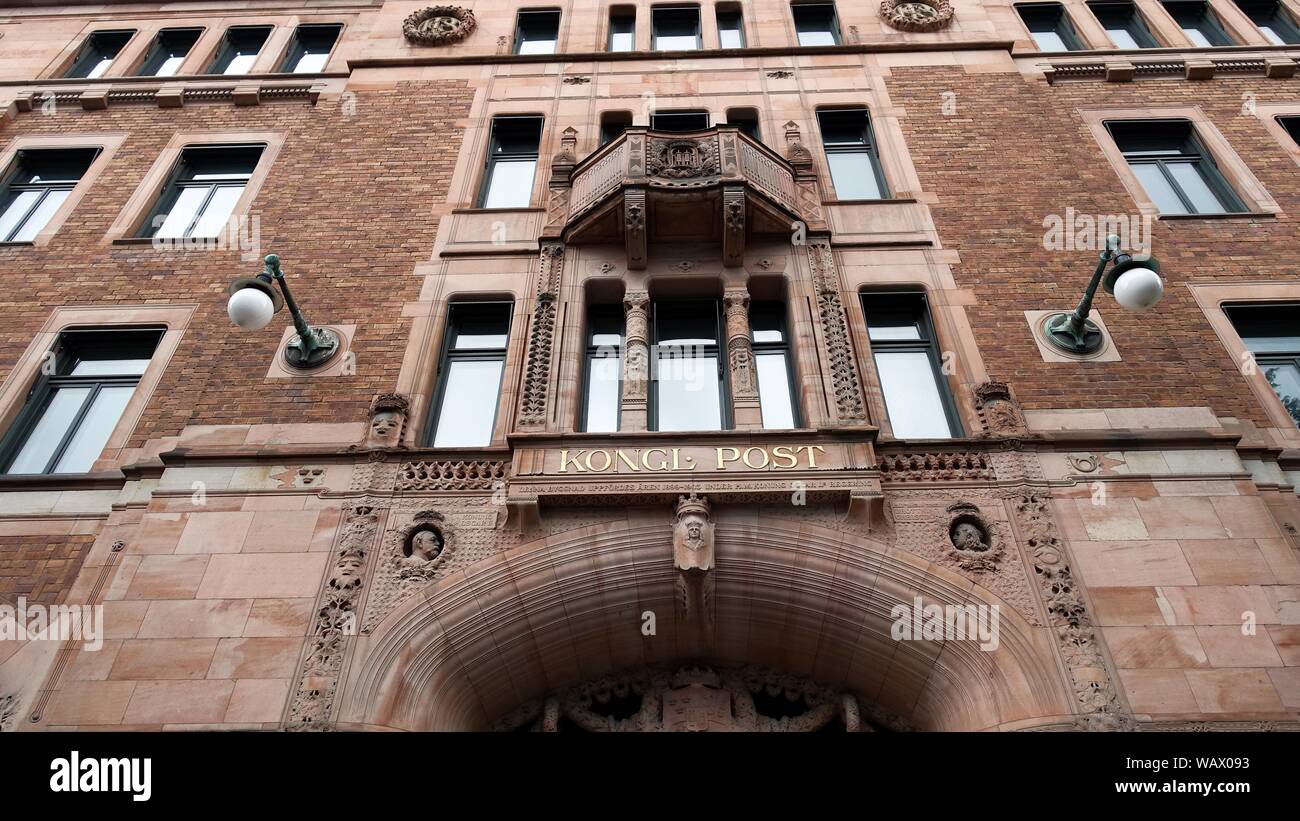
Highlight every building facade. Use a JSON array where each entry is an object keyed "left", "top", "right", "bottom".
[{"left": 0, "top": 0, "right": 1297, "bottom": 732}]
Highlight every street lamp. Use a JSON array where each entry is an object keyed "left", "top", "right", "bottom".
[
  {"left": 227, "top": 254, "right": 340, "bottom": 369},
  {"left": 1043, "top": 233, "right": 1164, "bottom": 355}
]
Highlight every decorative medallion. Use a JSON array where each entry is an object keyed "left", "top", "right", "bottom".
[
  {"left": 880, "top": 0, "right": 954, "bottom": 32},
  {"left": 646, "top": 137, "right": 719, "bottom": 180},
  {"left": 402, "top": 6, "right": 477, "bottom": 46},
  {"left": 945, "top": 501, "right": 1003, "bottom": 572}
]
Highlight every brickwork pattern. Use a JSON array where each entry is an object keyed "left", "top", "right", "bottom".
[{"left": 0, "top": 534, "right": 95, "bottom": 606}]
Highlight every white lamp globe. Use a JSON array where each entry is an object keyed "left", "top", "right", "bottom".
[
  {"left": 1112, "top": 266, "right": 1164, "bottom": 312},
  {"left": 228, "top": 286, "right": 275, "bottom": 331}
]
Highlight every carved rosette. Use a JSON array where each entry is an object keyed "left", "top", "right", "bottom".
[
  {"left": 807, "top": 241, "right": 867, "bottom": 424},
  {"left": 519, "top": 244, "right": 564, "bottom": 429},
  {"left": 880, "top": 0, "right": 954, "bottom": 32},
  {"left": 723, "top": 289, "right": 758, "bottom": 398},
  {"left": 402, "top": 6, "right": 477, "bottom": 46},
  {"left": 973, "top": 380, "right": 1031, "bottom": 439}
]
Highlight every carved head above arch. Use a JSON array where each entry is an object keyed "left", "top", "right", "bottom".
[{"left": 944, "top": 501, "right": 1004, "bottom": 573}]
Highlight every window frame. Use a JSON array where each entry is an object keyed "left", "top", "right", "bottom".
[
  {"left": 425, "top": 301, "right": 513, "bottom": 448},
  {"left": 1106, "top": 119, "right": 1246, "bottom": 215},
  {"left": 725, "top": 107, "right": 761, "bottom": 141},
  {"left": 791, "top": 2, "right": 842, "bottom": 46},
  {"left": 1279, "top": 115, "right": 1300, "bottom": 147},
  {"left": 136, "top": 27, "right": 205, "bottom": 77},
  {"left": 1087, "top": 1, "right": 1162, "bottom": 47},
  {"left": 1223, "top": 303, "right": 1300, "bottom": 430},
  {"left": 579, "top": 304, "right": 624, "bottom": 432},
  {"left": 608, "top": 6, "right": 637, "bottom": 51},
  {"left": 750, "top": 301, "right": 801, "bottom": 429},
  {"left": 205, "top": 25, "right": 274, "bottom": 75},
  {"left": 652, "top": 4, "right": 704, "bottom": 51},
  {"left": 1161, "top": 0, "right": 1237, "bottom": 45},
  {"left": 716, "top": 4, "right": 747, "bottom": 48},
  {"left": 1016, "top": 2, "right": 1087, "bottom": 50},
  {"left": 649, "top": 299, "right": 731, "bottom": 432},
  {"left": 278, "top": 23, "right": 344, "bottom": 73},
  {"left": 64, "top": 29, "right": 137, "bottom": 79},
  {"left": 0, "top": 147, "right": 101, "bottom": 244},
  {"left": 137, "top": 143, "right": 266, "bottom": 240},
  {"left": 514, "top": 8, "right": 562, "bottom": 55},
  {"left": 816, "top": 107, "right": 890, "bottom": 201},
  {"left": 477, "top": 115, "right": 544, "bottom": 209},
  {"left": 600, "top": 111, "right": 634, "bottom": 145},
  {"left": 650, "top": 110, "right": 711, "bottom": 132},
  {"left": 860, "top": 291, "right": 963, "bottom": 440},
  {"left": 1233, "top": 0, "right": 1300, "bottom": 43}
]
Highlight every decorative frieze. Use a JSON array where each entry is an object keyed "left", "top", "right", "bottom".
[
  {"left": 807, "top": 241, "right": 867, "bottom": 425},
  {"left": 394, "top": 459, "right": 508, "bottom": 491},
  {"left": 878, "top": 451, "right": 995, "bottom": 482},
  {"left": 402, "top": 6, "right": 477, "bottom": 46},
  {"left": 973, "top": 380, "right": 1031, "bottom": 439},
  {"left": 518, "top": 243, "right": 563, "bottom": 429}
]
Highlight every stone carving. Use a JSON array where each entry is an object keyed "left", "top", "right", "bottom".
[
  {"left": 519, "top": 243, "right": 564, "bottom": 428},
  {"left": 672, "top": 260, "right": 696, "bottom": 272},
  {"left": 723, "top": 289, "right": 758, "bottom": 397},
  {"left": 973, "top": 381, "right": 1030, "bottom": 438},
  {"left": 0, "top": 693, "right": 17, "bottom": 732},
  {"left": 395, "top": 459, "right": 507, "bottom": 491},
  {"left": 402, "top": 6, "right": 477, "bottom": 46},
  {"left": 878, "top": 451, "right": 995, "bottom": 482},
  {"left": 622, "top": 291, "right": 651, "bottom": 402},
  {"left": 624, "top": 189, "right": 647, "bottom": 270},
  {"left": 397, "top": 512, "right": 448, "bottom": 580},
  {"left": 673, "top": 494, "right": 715, "bottom": 627},
  {"left": 945, "top": 501, "right": 1004, "bottom": 572},
  {"left": 880, "top": 0, "right": 954, "bottom": 32},
  {"left": 646, "top": 137, "right": 720, "bottom": 180},
  {"left": 807, "top": 241, "right": 867, "bottom": 423},
  {"left": 1067, "top": 453, "right": 1101, "bottom": 473},
  {"left": 766, "top": 70, "right": 793, "bottom": 79},
  {"left": 562, "top": 76, "right": 591, "bottom": 85},
  {"left": 364, "top": 393, "right": 410, "bottom": 448}
]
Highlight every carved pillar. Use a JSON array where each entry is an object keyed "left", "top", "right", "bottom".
[
  {"left": 542, "top": 128, "right": 577, "bottom": 239},
  {"left": 807, "top": 239, "right": 867, "bottom": 425},
  {"left": 784, "top": 120, "right": 828, "bottom": 233},
  {"left": 722, "top": 185, "right": 746, "bottom": 266},
  {"left": 723, "top": 287, "right": 762, "bottom": 429},
  {"left": 620, "top": 289, "right": 650, "bottom": 431},
  {"left": 624, "top": 188, "right": 647, "bottom": 270},
  {"left": 518, "top": 243, "right": 563, "bottom": 431}
]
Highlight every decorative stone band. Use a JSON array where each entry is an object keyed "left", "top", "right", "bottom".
[
  {"left": 806, "top": 240, "right": 868, "bottom": 424},
  {"left": 518, "top": 243, "right": 564, "bottom": 428},
  {"left": 1044, "top": 56, "right": 1297, "bottom": 83},
  {"left": 11, "top": 83, "right": 323, "bottom": 115},
  {"left": 878, "top": 451, "right": 995, "bottom": 482},
  {"left": 395, "top": 460, "right": 508, "bottom": 491}
]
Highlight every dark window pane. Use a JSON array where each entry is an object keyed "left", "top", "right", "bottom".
[
  {"left": 653, "top": 6, "right": 701, "bottom": 50},
  {"left": 651, "top": 111, "right": 709, "bottom": 131},
  {"left": 1108, "top": 120, "right": 1241, "bottom": 214},
  {"left": 207, "top": 26, "right": 272, "bottom": 74},
  {"left": 1225, "top": 305, "right": 1300, "bottom": 353},
  {"left": 609, "top": 10, "right": 636, "bottom": 51},
  {"left": 0, "top": 149, "right": 97, "bottom": 242},
  {"left": 863, "top": 294, "right": 958, "bottom": 439},
  {"left": 657, "top": 301, "right": 718, "bottom": 345},
  {"left": 793, "top": 3, "right": 840, "bottom": 45},
  {"left": 430, "top": 303, "right": 511, "bottom": 447},
  {"left": 66, "top": 30, "right": 134, "bottom": 78},
  {"left": 481, "top": 117, "right": 543, "bottom": 208},
  {"left": 1162, "top": 1, "right": 1235, "bottom": 45},
  {"left": 1280, "top": 116, "right": 1300, "bottom": 147},
  {"left": 1017, "top": 3, "right": 1082, "bottom": 50},
  {"left": 717, "top": 9, "right": 745, "bottom": 48},
  {"left": 1234, "top": 0, "right": 1300, "bottom": 43},
  {"left": 516, "top": 10, "right": 560, "bottom": 54},
  {"left": 726, "top": 109, "right": 760, "bottom": 140},
  {"left": 1089, "top": 2, "right": 1160, "bottom": 47},
  {"left": 281, "top": 24, "right": 342, "bottom": 73},
  {"left": 601, "top": 112, "right": 633, "bottom": 144},
  {"left": 145, "top": 145, "right": 263, "bottom": 239},
  {"left": 584, "top": 306, "right": 623, "bottom": 432},
  {"left": 818, "top": 110, "right": 887, "bottom": 199},
  {"left": 138, "top": 28, "right": 203, "bottom": 76}
]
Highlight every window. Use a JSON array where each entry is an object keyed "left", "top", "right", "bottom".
[
  {"left": 792, "top": 3, "right": 841, "bottom": 46},
  {"left": 1225, "top": 304, "right": 1300, "bottom": 428},
  {"left": 600, "top": 111, "right": 633, "bottom": 145},
  {"left": 137, "top": 28, "right": 202, "bottom": 76},
  {"left": 1107, "top": 120, "right": 1244, "bottom": 214},
  {"left": 609, "top": 7, "right": 636, "bottom": 51},
  {"left": 479, "top": 116, "right": 542, "bottom": 208},
  {"left": 862, "top": 293, "right": 959, "bottom": 439},
  {"left": 1, "top": 329, "right": 163, "bottom": 475},
  {"left": 0, "top": 149, "right": 98, "bottom": 243},
  {"left": 652, "top": 300, "right": 727, "bottom": 431},
  {"left": 428, "top": 303, "right": 512, "bottom": 447},
  {"left": 1162, "top": 1, "right": 1236, "bottom": 45},
  {"left": 65, "top": 30, "right": 134, "bottom": 78},
  {"left": 582, "top": 306, "right": 623, "bottom": 432},
  {"left": 1016, "top": 3, "right": 1085, "bottom": 50},
  {"left": 141, "top": 144, "right": 263, "bottom": 239},
  {"left": 207, "top": 26, "right": 272, "bottom": 74},
  {"left": 1234, "top": 0, "right": 1300, "bottom": 43},
  {"left": 279, "top": 24, "right": 342, "bottom": 73},
  {"left": 817, "top": 109, "right": 888, "bottom": 200},
  {"left": 515, "top": 9, "right": 560, "bottom": 54},
  {"left": 653, "top": 6, "right": 702, "bottom": 50},
  {"left": 1280, "top": 116, "right": 1300, "bottom": 147},
  {"left": 751, "top": 302, "right": 798, "bottom": 429},
  {"left": 725, "top": 108, "right": 761, "bottom": 140},
  {"left": 651, "top": 110, "right": 710, "bottom": 132},
  {"left": 717, "top": 5, "right": 746, "bottom": 48},
  {"left": 1088, "top": 2, "right": 1160, "bottom": 47}
]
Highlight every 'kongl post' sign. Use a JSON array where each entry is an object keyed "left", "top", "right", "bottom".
[{"left": 556, "top": 445, "right": 827, "bottom": 474}]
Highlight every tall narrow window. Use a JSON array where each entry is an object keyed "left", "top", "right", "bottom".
[
  {"left": 653, "top": 6, "right": 703, "bottom": 50},
  {"left": 65, "top": 30, "right": 135, "bottom": 78},
  {"left": 1088, "top": 2, "right": 1160, "bottom": 47},
  {"left": 0, "top": 148, "right": 98, "bottom": 243},
  {"left": 137, "top": 28, "right": 203, "bottom": 76},
  {"left": 751, "top": 302, "right": 798, "bottom": 429},
  {"left": 726, "top": 107, "right": 761, "bottom": 140},
  {"left": 515, "top": 9, "right": 560, "bottom": 54},
  {"left": 792, "top": 3, "right": 841, "bottom": 45},
  {"left": 818, "top": 109, "right": 888, "bottom": 200},
  {"left": 141, "top": 144, "right": 264, "bottom": 239},
  {"left": 206, "top": 26, "right": 272, "bottom": 74},
  {"left": 429, "top": 303, "right": 512, "bottom": 447},
  {"left": 1233, "top": 0, "right": 1300, "bottom": 43},
  {"left": 1016, "top": 3, "right": 1085, "bottom": 49},
  {"left": 1162, "top": 1, "right": 1236, "bottom": 45},
  {"left": 479, "top": 116, "right": 543, "bottom": 208},
  {"left": 652, "top": 300, "right": 726, "bottom": 431},
  {"left": 600, "top": 111, "right": 633, "bottom": 145},
  {"left": 1, "top": 328, "right": 163, "bottom": 475},
  {"left": 651, "top": 110, "right": 710, "bottom": 132},
  {"left": 1225, "top": 304, "right": 1300, "bottom": 428},
  {"left": 862, "top": 293, "right": 960, "bottom": 439},
  {"left": 1279, "top": 116, "right": 1300, "bottom": 147},
  {"left": 717, "top": 5, "right": 746, "bottom": 48},
  {"left": 1107, "top": 120, "right": 1244, "bottom": 214},
  {"left": 609, "top": 7, "right": 636, "bottom": 51},
  {"left": 280, "top": 24, "right": 342, "bottom": 73},
  {"left": 582, "top": 306, "right": 623, "bottom": 432}
]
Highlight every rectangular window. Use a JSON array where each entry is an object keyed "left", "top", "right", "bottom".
[
  {"left": 651, "top": 110, "right": 710, "bottom": 132},
  {"left": 1, "top": 328, "right": 163, "bottom": 475},
  {"left": 1107, "top": 120, "right": 1244, "bottom": 214},
  {"left": 726, "top": 107, "right": 761, "bottom": 140},
  {"left": 65, "top": 30, "right": 135, "bottom": 78},
  {"left": 1088, "top": 2, "right": 1161, "bottom": 47},
  {"left": 137, "top": 28, "right": 203, "bottom": 76},
  {"left": 653, "top": 6, "right": 702, "bottom": 50},
  {"left": 1225, "top": 304, "right": 1300, "bottom": 429},
  {"left": 582, "top": 306, "right": 623, "bottom": 432},
  {"left": 862, "top": 293, "right": 959, "bottom": 439},
  {"left": 1162, "top": 1, "right": 1236, "bottom": 45},
  {"left": 429, "top": 303, "right": 512, "bottom": 447},
  {"left": 600, "top": 111, "right": 633, "bottom": 145},
  {"left": 717, "top": 5, "right": 746, "bottom": 48},
  {"left": 141, "top": 144, "right": 263, "bottom": 239},
  {"left": 609, "top": 7, "right": 636, "bottom": 51},
  {"left": 479, "top": 116, "right": 543, "bottom": 208},
  {"left": 792, "top": 3, "right": 841, "bottom": 45},
  {"left": 818, "top": 109, "right": 888, "bottom": 200},
  {"left": 206, "top": 25, "right": 272, "bottom": 74},
  {"left": 0, "top": 148, "right": 98, "bottom": 243},
  {"left": 750, "top": 302, "right": 798, "bottom": 429},
  {"left": 1234, "top": 0, "right": 1300, "bottom": 43},
  {"left": 1280, "top": 116, "right": 1300, "bottom": 147},
  {"left": 652, "top": 300, "right": 726, "bottom": 431},
  {"left": 515, "top": 9, "right": 560, "bottom": 54},
  {"left": 279, "top": 23, "right": 342, "bottom": 73},
  {"left": 1016, "top": 3, "right": 1085, "bottom": 50}
]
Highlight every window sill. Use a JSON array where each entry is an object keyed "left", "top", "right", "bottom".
[
  {"left": 0, "top": 470, "right": 126, "bottom": 491},
  {"left": 110, "top": 237, "right": 161, "bottom": 246},
  {"left": 1156, "top": 211, "right": 1276, "bottom": 221},
  {"left": 451, "top": 207, "right": 546, "bottom": 215},
  {"left": 0, "top": 241, "right": 35, "bottom": 247},
  {"left": 823, "top": 197, "right": 917, "bottom": 206}
]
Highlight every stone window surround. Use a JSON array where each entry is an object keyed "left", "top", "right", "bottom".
[
  {"left": 460, "top": 106, "right": 550, "bottom": 213},
  {"left": 1004, "top": 0, "right": 1279, "bottom": 51},
  {"left": 0, "top": 304, "right": 196, "bottom": 473},
  {"left": 40, "top": 13, "right": 352, "bottom": 80},
  {"left": 1080, "top": 105, "right": 1280, "bottom": 219},
  {"left": 0, "top": 132, "right": 127, "bottom": 247},
  {"left": 102, "top": 129, "right": 285, "bottom": 245},
  {"left": 809, "top": 93, "right": 924, "bottom": 202},
  {"left": 1254, "top": 102, "right": 1300, "bottom": 166},
  {"left": 1189, "top": 280, "right": 1300, "bottom": 442}
]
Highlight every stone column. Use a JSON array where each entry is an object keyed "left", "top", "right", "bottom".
[
  {"left": 807, "top": 239, "right": 867, "bottom": 425},
  {"left": 620, "top": 289, "right": 650, "bottom": 432},
  {"left": 723, "top": 287, "right": 762, "bottom": 429},
  {"left": 517, "top": 243, "right": 563, "bottom": 431}
]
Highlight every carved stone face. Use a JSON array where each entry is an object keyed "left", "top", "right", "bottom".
[
  {"left": 367, "top": 410, "right": 403, "bottom": 446},
  {"left": 951, "top": 522, "right": 989, "bottom": 552},
  {"left": 684, "top": 519, "right": 704, "bottom": 549},
  {"left": 409, "top": 529, "right": 443, "bottom": 562}
]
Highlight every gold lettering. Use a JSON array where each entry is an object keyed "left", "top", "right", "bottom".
[
  {"left": 742, "top": 447, "right": 770, "bottom": 469},
  {"left": 716, "top": 447, "right": 741, "bottom": 470},
  {"left": 559, "top": 449, "right": 586, "bottom": 473},
  {"left": 642, "top": 448, "right": 669, "bottom": 471},
  {"left": 615, "top": 449, "right": 641, "bottom": 472},
  {"left": 798, "top": 445, "right": 826, "bottom": 468},
  {"left": 585, "top": 449, "right": 613, "bottom": 472},
  {"left": 771, "top": 445, "right": 798, "bottom": 469}
]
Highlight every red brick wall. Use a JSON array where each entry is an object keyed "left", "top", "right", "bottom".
[
  {"left": 0, "top": 81, "right": 473, "bottom": 444},
  {"left": 888, "top": 69, "right": 1300, "bottom": 422},
  {"left": 0, "top": 534, "right": 95, "bottom": 606}
]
